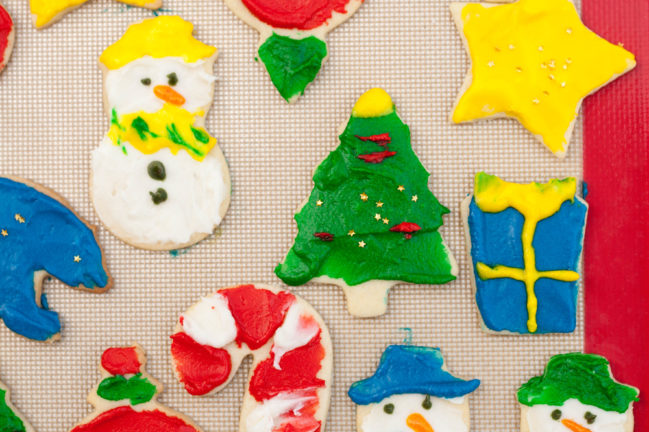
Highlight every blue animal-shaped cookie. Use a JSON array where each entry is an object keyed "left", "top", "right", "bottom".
[{"left": 0, "top": 177, "right": 111, "bottom": 342}]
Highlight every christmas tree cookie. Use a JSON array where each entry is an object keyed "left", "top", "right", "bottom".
[
  {"left": 462, "top": 173, "right": 587, "bottom": 334},
  {"left": 349, "top": 345, "right": 480, "bottom": 432},
  {"left": 69, "top": 345, "right": 202, "bottom": 432},
  {"left": 0, "top": 380, "right": 34, "bottom": 432},
  {"left": 223, "top": 0, "right": 364, "bottom": 102},
  {"left": 0, "top": 177, "right": 111, "bottom": 342},
  {"left": 518, "top": 353, "right": 639, "bottom": 432},
  {"left": 170, "top": 284, "right": 332, "bottom": 432},
  {"left": 0, "top": 3, "right": 13, "bottom": 73},
  {"left": 91, "top": 16, "right": 231, "bottom": 250},
  {"left": 450, "top": 0, "right": 636, "bottom": 157},
  {"left": 29, "top": 0, "right": 162, "bottom": 29},
  {"left": 275, "top": 88, "right": 457, "bottom": 317}
]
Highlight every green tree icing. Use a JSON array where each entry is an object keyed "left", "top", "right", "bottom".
[
  {"left": 0, "top": 389, "right": 26, "bottom": 432},
  {"left": 275, "top": 104, "right": 456, "bottom": 287},
  {"left": 518, "top": 353, "right": 639, "bottom": 413},
  {"left": 97, "top": 374, "right": 157, "bottom": 406},
  {"left": 258, "top": 33, "right": 327, "bottom": 103}
]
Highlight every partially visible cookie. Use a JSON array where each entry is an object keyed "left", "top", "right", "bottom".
[
  {"left": 69, "top": 345, "right": 202, "bottom": 432},
  {"left": 29, "top": 0, "right": 162, "bottom": 29},
  {"left": 0, "top": 3, "right": 14, "bottom": 73},
  {"left": 0, "top": 177, "right": 112, "bottom": 342},
  {"left": 0, "top": 379, "right": 34, "bottom": 432}
]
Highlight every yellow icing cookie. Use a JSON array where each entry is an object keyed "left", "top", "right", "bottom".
[
  {"left": 352, "top": 88, "right": 395, "bottom": 118},
  {"left": 451, "top": 0, "right": 636, "bottom": 158},
  {"left": 30, "top": 0, "right": 162, "bottom": 29}
]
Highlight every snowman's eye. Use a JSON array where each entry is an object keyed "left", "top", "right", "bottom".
[
  {"left": 141, "top": 78, "right": 151, "bottom": 86},
  {"left": 167, "top": 72, "right": 178, "bottom": 86},
  {"left": 383, "top": 403, "right": 394, "bottom": 414},
  {"left": 584, "top": 412, "right": 597, "bottom": 424},
  {"left": 422, "top": 395, "right": 432, "bottom": 410},
  {"left": 551, "top": 409, "right": 562, "bottom": 420}
]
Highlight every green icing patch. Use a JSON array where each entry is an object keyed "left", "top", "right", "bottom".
[
  {"left": 97, "top": 373, "right": 157, "bottom": 406},
  {"left": 258, "top": 33, "right": 327, "bottom": 103},
  {"left": 0, "top": 389, "right": 26, "bottom": 432},
  {"left": 275, "top": 107, "right": 456, "bottom": 287},
  {"left": 518, "top": 353, "right": 639, "bottom": 413}
]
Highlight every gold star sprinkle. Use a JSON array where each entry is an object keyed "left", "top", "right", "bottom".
[
  {"left": 360, "top": 193, "right": 368, "bottom": 201},
  {"left": 375, "top": 214, "right": 381, "bottom": 221},
  {"left": 74, "top": 256, "right": 82, "bottom": 263},
  {"left": 348, "top": 230, "right": 356, "bottom": 237},
  {"left": 397, "top": 185, "right": 405, "bottom": 192},
  {"left": 376, "top": 201, "right": 384, "bottom": 208},
  {"left": 14, "top": 214, "right": 24, "bottom": 223},
  {"left": 412, "top": 195, "right": 418, "bottom": 202},
  {"left": 1, "top": 229, "right": 7, "bottom": 237},
  {"left": 316, "top": 200, "right": 323, "bottom": 207},
  {"left": 382, "top": 218, "right": 389, "bottom": 224},
  {"left": 358, "top": 241, "right": 366, "bottom": 248}
]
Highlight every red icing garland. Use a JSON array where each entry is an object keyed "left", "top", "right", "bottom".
[
  {"left": 249, "top": 332, "right": 325, "bottom": 401},
  {"left": 170, "top": 332, "right": 232, "bottom": 396},
  {"left": 357, "top": 151, "right": 397, "bottom": 163},
  {"left": 101, "top": 347, "right": 141, "bottom": 375},
  {"left": 0, "top": 5, "right": 11, "bottom": 68},
  {"left": 313, "top": 232, "right": 334, "bottom": 241},
  {"left": 70, "top": 406, "right": 198, "bottom": 432},
  {"left": 389, "top": 222, "right": 421, "bottom": 233},
  {"left": 240, "top": 0, "right": 353, "bottom": 30},
  {"left": 219, "top": 285, "right": 294, "bottom": 350},
  {"left": 356, "top": 133, "right": 391, "bottom": 146}
]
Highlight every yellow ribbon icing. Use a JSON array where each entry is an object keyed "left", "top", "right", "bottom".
[
  {"left": 474, "top": 173, "right": 579, "bottom": 333},
  {"left": 100, "top": 16, "right": 216, "bottom": 70},
  {"left": 30, "top": 0, "right": 158, "bottom": 29},
  {"left": 453, "top": 0, "right": 635, "bottom": 156},
  {"left": 352, "top": 88, "right": 395, "bottom": 118},
  {"left": 108, "top": 104, "right": 216, "bottom": 161}
]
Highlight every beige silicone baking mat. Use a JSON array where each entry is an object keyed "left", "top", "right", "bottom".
[{"left": 0, "top": 0, "right": 584, "bottom": 430}]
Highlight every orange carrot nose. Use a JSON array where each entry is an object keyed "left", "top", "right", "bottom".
[
  {"left": 153, "top": 85, "right": 186, "bottom": 106},
  {"left": 561, "top": 419, "right": 592, "bottom": 432},
  {"left": 406, "top": 413, "right": 435, "bottom": 432}
]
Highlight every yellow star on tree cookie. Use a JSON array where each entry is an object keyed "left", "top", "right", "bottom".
[
  {"left": 450, "top": 0, "right": 636, "bottom": 158},
  {"left": 30, "top": 0, "right": 162, "bottom": 29}
]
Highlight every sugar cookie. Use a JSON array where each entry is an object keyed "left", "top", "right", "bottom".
[{"left": 29, "top": 0, "right": 162, "bottom": 29}]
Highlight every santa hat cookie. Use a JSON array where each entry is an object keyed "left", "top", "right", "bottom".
[
  {"left": 0, "top": 379, "right": 34, "bottom": 432},
  {"left": 222, "top": 0, "right": 364, "bottom": 102},
  {"left": 69, "top": 345, "right": 202, "bottom": 432},
  {"left": 349, "top": 345, "right": 480, "bottom": 432},
  {"left": 91, "top": 16, "right": 231, "bottom": 250},
  {"left": 29, "top": 0, "right": 162, "bottom": 29},
  {"left": 170, "top": 284, "right": 332, "bottom": 432},
  {"left": 518, "top": 353, "right": 639, "bottom": 432},
  {"left": 450, "top": 0, "right": 636, "bottom": 157},
  {"left": 0, "top": 3, "right": 13, "bottom": 73},
  {"left": 275, "top": 89, "right": 457, "bottom": 317}
]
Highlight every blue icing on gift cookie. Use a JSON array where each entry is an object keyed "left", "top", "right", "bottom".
[
  {"left": 0, "top": 177, "right": 111, "bottom": 342},
  {"left": 463, "top": 173, "right": 587, "bottom": 335}
]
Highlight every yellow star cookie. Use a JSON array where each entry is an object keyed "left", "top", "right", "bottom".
[
  {"left": 450, "top": 0, "right": 636, "bottom": 158},
  {"left": 30, "top": 0, "right": 162, "bottom": 29}
]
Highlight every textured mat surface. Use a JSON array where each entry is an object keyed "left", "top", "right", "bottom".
[{"left": 0, "top": 0, "right": 583, "bottom": 431}]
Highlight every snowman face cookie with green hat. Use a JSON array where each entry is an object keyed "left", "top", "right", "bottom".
[
  {"left": 348, "top": 345, "right": 480, "bottom": 432},
  {"left": 518, "top": 353, "right": 639, "bottom": 432},
  {"left": 91, "top": 16, "right": 231, "bottom": 250}
]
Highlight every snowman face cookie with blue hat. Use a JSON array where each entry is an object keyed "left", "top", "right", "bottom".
[
  {"left": 518, "top": 353, "right": 639, "bottom": 432},
  {"left": 349, "top": 345, "right": 480, "bottom": 432},
  {"left": 91, "top": 16, "right": 231, "bottom": 250}
]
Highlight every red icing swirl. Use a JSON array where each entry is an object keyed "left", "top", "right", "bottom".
[
  {"left": 70, "top": 406, "right": 198, "bottom": 432},
  {"left": 240, "top": 0, "right": 353, "bottom": 30},
  {"left": 0, "top": 5, "right": 12, "bottom": 67},
  {"left": 101, "top": 347, "right": 141, "bottom": 375}
]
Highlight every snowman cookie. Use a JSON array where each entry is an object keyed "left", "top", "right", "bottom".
[
  {"left": 69, "top": 345, "right": 202, "bottom": 432},
  {"left": 450, "top": 0, "right": 636, "bottom": 157},
  {"left": 0, "top": 3, "right": 13, "bottom": 73},
  {"left": 91, "top": 16, "right": 231, "bottom": 250},
  {"left": 518, "top": 353, "right": 639, "bottom": 432},
  {"left": 349, "top": 345, "right": 480, "bottom": 432},
  {"left": 170, "top": 284, "right": 332, "bottom": 432},
  {"left": 0, "top": 379, "right": 34, "bottom": 432},
  {"left": 0, "top": 177, "right": 112, "bottom": 342},
  {"left": 29, "top": 0, "right": 162, "bottom": 29},
  {"left": 223, "top": 0, "right": 364, "bottom": 102}
]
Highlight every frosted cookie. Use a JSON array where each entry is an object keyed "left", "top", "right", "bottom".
[
  {"left": 450, "top": 0, "right": 636, "bottom": 157},
  {"left": 0, "top": 177, "right": 111, "bottom": 342},
  {"left": 170, "top": 284, "right": 332, "bottom": 432},
  {"left": 461, "top": 173, "right": 587, "bottom": 334},
  {"left": 69, "top": 345, "right": 202, "bottom": 432},
  {"left": 0, "top": 380, "right": 34, "bottom": 432},
  {"left": 91, "top": 16, "right": 231, "bottom": 250},
  {"left": 518, "top": 353, "right": 639, "bottom": 432},
  {"left": 349, "top": 345, "right": 480, "bottom": 432},
  {"left": 275, "top": 89, "right": 457, "bottom": 317},
  {"left": 0, "top": 3, "right": 13, "bottom": 73},
  {"left": 29, "top": 0, "right": 162, "bottom": 29},
  {"left": 223, "top": 0, "right": 364, "bottom": 102}
]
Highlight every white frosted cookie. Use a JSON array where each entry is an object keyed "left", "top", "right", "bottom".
[
  {"left": 91, "top": 16, "right": 231, "bottom": 250},
  {"left": 170, "top": 284, "right": 332, "bottom": 432},
  {"left": 29, "top": 0, "right": 162, "bottom": 29}
]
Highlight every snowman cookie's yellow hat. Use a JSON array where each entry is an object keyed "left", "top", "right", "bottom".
[{"left": 100, "top": 16, "right": 216, "bottom": 70}]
